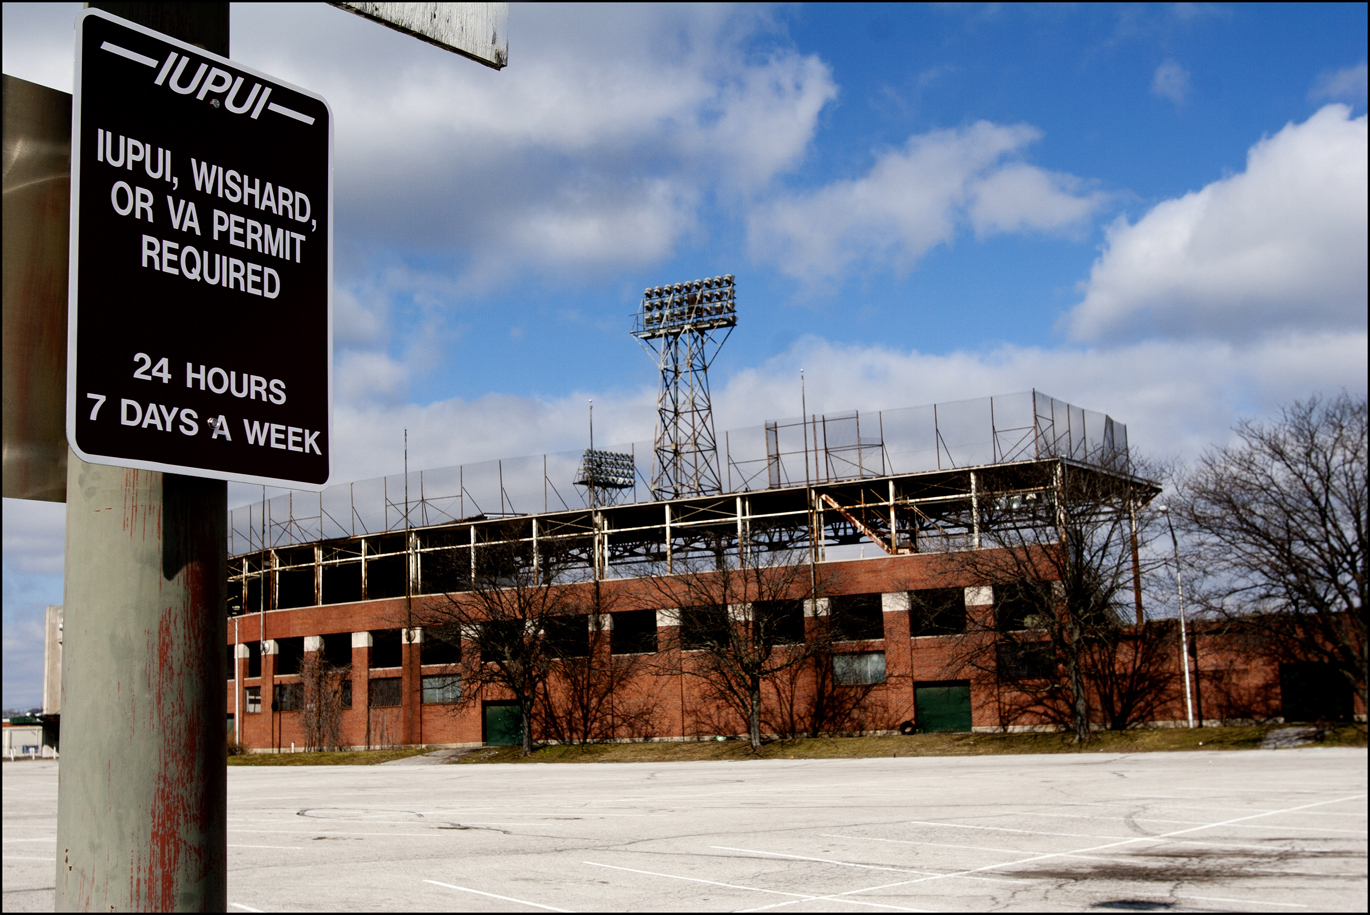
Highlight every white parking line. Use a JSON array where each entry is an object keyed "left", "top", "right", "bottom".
[
  {"left": 423, "top": 878, "right": 570, "bottom": 912},
  {"left": 583, "top": 860, "right": 929, "bottom": 913},
  {"left": 710, "top": 846, "right": 1033, "bottom": 884},
  {"left": 229, "top": 904, "right": 264, "bottom": 912},
  {"left": 744, "top": 793, "right": 1367, "bottom": 913},
  {"left": 228, "top": 844, "right": 304, "bottom": 850},
  {"left": 3, "top": 855, "right": 53, "bottom": 861},
  {"left": 1172, "top": 894, "right": 1309, "bottom": 909},
  {"left": 1013, "top": 810, "right": 1368, "bottom": 834}
]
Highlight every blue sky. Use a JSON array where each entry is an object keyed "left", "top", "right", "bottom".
[{"left": 3, "top": 3, "right": 1366, "bottom": 708}]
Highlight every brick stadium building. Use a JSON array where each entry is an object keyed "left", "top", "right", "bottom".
[{"left": 222, "top": 394, "right": 1357, "bottom": 751}]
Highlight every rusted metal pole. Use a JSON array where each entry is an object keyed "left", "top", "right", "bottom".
[
  {"left": 57, "top": 457, "right": 227, "bottom": 911},
  {"left": 56, "top": 5, "right": 229, "bottom": 911}
]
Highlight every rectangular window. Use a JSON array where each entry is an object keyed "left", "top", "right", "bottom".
[
  {"left": 910, "top": 588, "right": 967, "bottom": 636},
  {"left": 755, "top": 599, "right": 805, "bottom": 645},
  {"left": 227, "top": 643, "right": 236, "bottom": 679},
  {"left": 833, "top": 652, "right": 886, "bottom": 686},
  {"left": 680, "top": 605, "right": 728, "bottom": 650},
  {"left": 480, "top": 619, "right": 524, "bottom": 663},
  {"left": 997, "top": 582, "right": 1054, "bottom": 631},
  {"left": 369, "top": 676, "right": 402, "bottom": 707},
  {"left": 273, "top": 681, "right": 303, "bottom": 711},
  {"left": 612, "top": 608, "right": 657, "bottom": 655},
  {"left": 274, "top": 636, "right": 304, "bottom": 675},
  {"left": 340, "top": 679, "right": 352, "bottom": 710},
  {"left": 997, "top": 641, "right": 1056, "bottom": 680},
  {"left": 421, "top": 629, "right": 461, "bottom": 666},
  {"left": 545, "top": 615, "right": 590, "bottom": 658},
  {"left": 245, "top": 686, "right": 261, "bottom": 713},
  {"left": 370, "top": 629, "right": 403, "bottom": 668},
  {"left": 830, "top": 594, "right": 884, "bottom": 641},
  {"left": 421, "top": 675, "right": 462, "bottom": 704},
  {"left": 321, "top": 632, "right": 353, "bottom": 669},
  {"left": 246, "top": 641, "right": 261, "bottom": 679}
]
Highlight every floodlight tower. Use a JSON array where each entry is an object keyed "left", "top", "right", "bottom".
[{"left": 633, "top": 274, "right": 737, "bottom": 500}]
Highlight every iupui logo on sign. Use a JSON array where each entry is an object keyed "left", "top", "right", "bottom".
[{"left": 67, "top": 9, "right": 333, "bottom": 489}]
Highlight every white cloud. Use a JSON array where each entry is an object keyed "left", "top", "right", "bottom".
[
  {"left": 1069, "top": 105, "right": 1368, "bottom": 343},
  {"left": 748, "top": 121, "right": 1106, "bottom": 286},
  {"left": 1, "top": 498, "right": 65, "bottom": 576},
  {"left": 1311, "top": 61, "right": 1368, "bottom": 104},
  {"left": 1151, "top": 59, "right": 1190, "bottom": 106},
  {"left": 227, "top": 4, "right": 837, "bottom": 284}
]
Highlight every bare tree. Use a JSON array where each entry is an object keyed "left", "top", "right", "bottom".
[
  {"left": 413, "top": 525, "right": 591, "bottom": 755},
  {"left": 645, "top": 526, "right": 839, "bottom": 750},
  {"left": 299, "top": 650, "right": 347, "bottom": 751},
  {"left": 930, "top": 461, "right": 1165, "bottom": 742},
  {"left": 1177, "top": 393, "right": 1366, "bottom": 719}
]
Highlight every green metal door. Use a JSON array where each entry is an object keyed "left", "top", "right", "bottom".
[
  {"left": 915, "top": 682, "right": 972, "bottom": 733},
  {"left": 483, "top": 701, "right": 523, "bottom": 746}
]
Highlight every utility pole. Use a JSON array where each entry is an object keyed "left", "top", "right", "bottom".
[{"left": 56, "top": 6, "right": 229, "bottom": 912}]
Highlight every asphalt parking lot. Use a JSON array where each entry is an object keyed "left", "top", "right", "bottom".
[{"left": 4, "top": 748, "right": 1366, "bottom": 912}]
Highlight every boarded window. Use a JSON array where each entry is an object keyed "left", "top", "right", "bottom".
[
  {"left": 245, "top": 686, "right": 261, "bottom": 713},
  {"left": 755, "top": 600, "right": 805, "bottom": 645},
  {"left": 370, "top": 629, "right": 402, "bottom": 669},
  {"left": 830, "top": 594, "right": 883, "bottom": 641},
  {"left": 909, "top": 588, "right": 966, "bottom": 635},
  {"left": 612, "top": 609, "right": 657, "bottom": 655},
  {"left": 545, "top": 615, "right": 589, "bottom": 658},
  {"left": 274, "top": 636, "right": 304, "bottom": 676},
  {"left": 680, "top": 605, "right": 728, "bottom": 650},
  {"left": 421, "top": 675, "right": 461, "bottom": 704},
  {"left": 273, "top": 681, "right": 303, "bottom": 711},
  {"left": 997, "top": 641, "right": 1056, "bottom": 679},
  {"left": 997, "top": 582, "right": 1054, "bottom": 631},
  {"left": 369, "top": 677, "right": 402, "bottom": 707},
  {"left": 421, "top": 629, "right": 461, "bottom": 666},
  {"left": 834, "top": 652, "right": 886, "bottom": 686}
]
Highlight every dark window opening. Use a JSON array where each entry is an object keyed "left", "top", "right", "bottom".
[
  {"left": 226, "top": 643, "right": 236, "bottom": 680},
  {"left": 273, "top": 636, "right": 304, "bottom": 676},
  {"left": 276, "top": 567, "right": 315, "bottom": 610},
  {"left": 612, "top": 609, "right": 657, "bottom": 655},
  {"left": 320, "top": 632, "right": 353, "bottom": 669},
  {"left": 545, "top": 615, "right": 589, "bottom": 658},
  {"left": 273, "top": 681, "right": 303, "bottom": 712},
  {"left": 997, "top": 582, "right": 1054, "bottom": 631},
  {"left": 369, "top": 629, "right": 402, "bottom": 669},
  {"left": 755, "top": 599, "right": 805, "bottom": 645},
  {"left": 365, "top": 535, "right": 407, "bottom": 600},
  {"left": 480, "top": 620, "right": 524, "bottom": 663},
  {"left": 997, "top": 641, "right": 1056, "bottom": 680},
  {"left": 418, "top": 535, "right": 471, "bottom": 594},
  {"left": 243, "top": 576, "right": 263, "bottom": 615},
  {"left": 369, "top": 676, "right": 402, "bottom": 707},
  {"left": 830, "top": 594, "right": 884, "bottom": 641},
  {"left": 680, "top": 605, "right": 729, "bottom": 650},
  {"left": 321, "top": 561, "right": 362, "bottom": 605},
  {"left": 421, "top": 628, "right": 461, "bottom": 666},
  {"left": 246, "top": 641, "right": 261, "bottom": 679},
  {"left": 910, "top": 588, "right": 967, "bottom": 636}
]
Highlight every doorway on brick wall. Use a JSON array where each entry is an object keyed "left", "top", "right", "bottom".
[
  {"left": 483, "top": 701, "right": 523, "bottom": 746},
  {"left": 915, "top": 681, "right": 972, "bottom": 733}
]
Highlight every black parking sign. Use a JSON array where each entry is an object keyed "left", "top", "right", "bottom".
[{"left": 67, "top": 10, "right": 332, "bottom": 488}]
